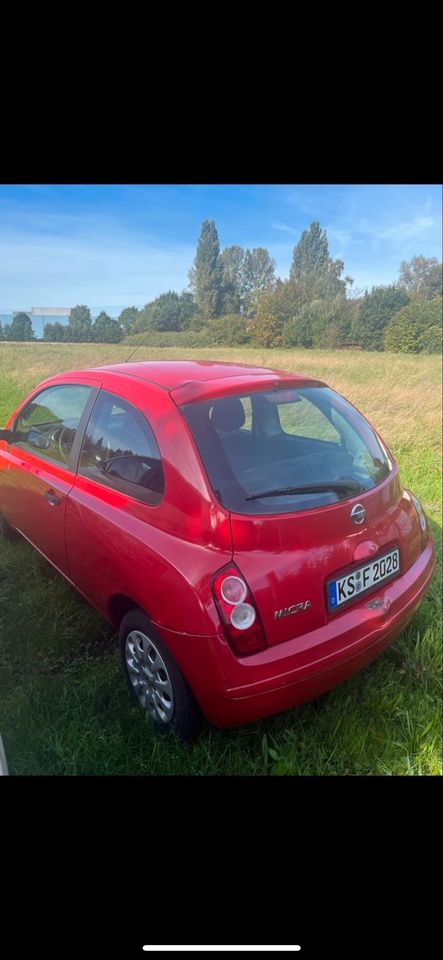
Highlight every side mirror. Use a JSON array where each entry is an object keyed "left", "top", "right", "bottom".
[
  {"left": 0, "top": 429, "right": 19, "bottom": 443},
  {"left": 0, "top": 428, "right": 49, "bottom": 449}
]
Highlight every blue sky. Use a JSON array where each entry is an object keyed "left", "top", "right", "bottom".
[{"left": 0, "top": 184, "right": 441, "bottom": 311}]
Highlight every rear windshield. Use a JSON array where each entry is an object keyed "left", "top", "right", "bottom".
[{"left": 181, "top": 386, "right": 392, "bottom": 515}]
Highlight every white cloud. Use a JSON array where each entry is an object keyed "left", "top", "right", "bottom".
[
  {"left": 327, "top": 227, "right": 353, "bottom": 246},
  {"left": 377, "top": 216, "right": 436, "bottom": 241},
  {"left": 271, "top": 221, "right": 299, "bottom": 236}
]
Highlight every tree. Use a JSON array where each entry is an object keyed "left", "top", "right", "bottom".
[
  {"left": 398, "top": 255, "right": 442, "bottom": 301},
  {"left": 384, "top": 297, "right": 442, "bottom": 353},
  {"left": 243, "top": 247, "right": 276, "bottom": 312},
  {"left": 134, "top": 291, "right": 197, "bottom": 333},
  {"left": 65, "top": 305, "right": 92, "bottom": 342},
  {"left": 352, "top": 285, "right": 410, "bottom": 350},
  {"left": 43, "top": 321, "right": 66, "bottom": 342},
  {"left": 290, "top": 220, "right": 329, "bottom": 279},
  {"left": 282, "top": 302, "right": 314, "bottom": 348},
  {"left": 190, "top": 220, "right": 223, "bottom": 319},
  {"left": 92, "top": 311, "right": 123, "bottom": 343},
  {"left": 118, "top": 306, "right": 140, "bottom": 335},
  {"left": 257, "top": 280, "right": 293, "bottom": 319},
  {"left": 220, "top": 246, "right": 246, "bottom": 313},
  {"left": 289, "top": 220, "right": 347, "bottom": 301},
  {"left": 5, "top": 312, "right": 35, "bottom": 341},
  {"left": 172, "top": 291, "right": 196, "bottom": 330},
  {"left": 0, "top": 322, "right": 3, "bottom": 341}
]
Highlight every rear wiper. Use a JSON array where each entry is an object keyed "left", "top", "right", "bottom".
[{"left": 245, "top": 481, "right": 364, "bottom": 501}]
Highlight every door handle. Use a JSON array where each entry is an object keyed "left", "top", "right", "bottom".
[{"left": 44, "top": 490, "right": 61, "bottom": 507}]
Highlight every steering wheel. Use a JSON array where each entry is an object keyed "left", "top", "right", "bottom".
[{"left": 56, "top": 426, "right": 73, "bottom": 463}]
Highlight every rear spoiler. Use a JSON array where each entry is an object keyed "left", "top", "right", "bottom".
[{"left": 171, "top": 375, "right": 326, "bottom": 406}]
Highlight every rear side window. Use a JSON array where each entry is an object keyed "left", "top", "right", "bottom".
[
  {"left": 278, "top": 397, "right": 340, "bottom": 443},
  {"left": 78, "top": 391, "right": 165, "bottom": 505},
  {"left": 13, "top": 384, "right": 92, "bottom": 467}
]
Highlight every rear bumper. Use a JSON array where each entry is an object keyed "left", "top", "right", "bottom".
[{"left": 158, "top": 539, "right": 436, "bottom": 728}]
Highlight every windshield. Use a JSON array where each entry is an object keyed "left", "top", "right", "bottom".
[{"left": 181, "top": 386, "right": 392, "bottom": 515}]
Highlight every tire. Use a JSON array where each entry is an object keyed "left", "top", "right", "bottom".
[
  {"left": 119, "top": 609, "right": 204, "bottom": 742},
  {"left": 0, "top": 512, "right": 19, "bottom": 541}
]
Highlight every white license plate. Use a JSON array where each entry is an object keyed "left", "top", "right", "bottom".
[{"left": 327, "top": 548, "right": 400, "bottom": 611}]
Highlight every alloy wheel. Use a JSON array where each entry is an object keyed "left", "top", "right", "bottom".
[{"left": 125, "top": 630, "right": 174, "bottom": 723}]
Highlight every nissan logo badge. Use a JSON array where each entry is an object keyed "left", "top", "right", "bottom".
[{"left": 351, "top": 503, "right": 366, "bottom": 525}]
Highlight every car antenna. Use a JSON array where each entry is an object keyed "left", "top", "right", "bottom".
[{"left": 123, "top": 329, "right": 151, "bottom": 364}]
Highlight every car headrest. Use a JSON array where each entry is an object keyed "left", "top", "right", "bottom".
[{"left": 211, "top": 397, "right": 246, "bottom": 433}]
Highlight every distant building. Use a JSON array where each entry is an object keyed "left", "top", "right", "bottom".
[
  {"left": 27, "top": 307, "right": 72, "bottom": 339},
  {"left": 1, "top": 305, "right": 121, "bottom": 339},
  {"left": 0, "top": 307, "right": 72, "bottom": 340}
]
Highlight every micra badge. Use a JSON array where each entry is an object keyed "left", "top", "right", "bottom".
[{"left": 274, "top": 601, "right": 311, "bottom": 619}]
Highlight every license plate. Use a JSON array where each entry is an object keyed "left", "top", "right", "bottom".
[{"left": 327, "top": 548, "right": 400, "bottom": 611}]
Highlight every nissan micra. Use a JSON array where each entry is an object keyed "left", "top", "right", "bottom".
[{"left": 0, "top": 361, "right": 435, "bottom": 739}]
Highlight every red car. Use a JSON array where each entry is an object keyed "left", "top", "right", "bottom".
[{"left": 0, "top": 360, "right": 435, "bottom": 739}]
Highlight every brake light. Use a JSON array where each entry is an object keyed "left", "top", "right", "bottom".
[{"left": 211, "top": 564, "right": 267, "bottom": 656}]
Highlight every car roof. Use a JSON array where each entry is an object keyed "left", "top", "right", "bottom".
[
  {"left": 88, "top": 359, "right": 310, "bottom": 386},
  {"left": 92, "top": 360, "right": 324, "bottom": 398},
  {"left": 43, "top": 360, "right": 326, "bottom": 405}
]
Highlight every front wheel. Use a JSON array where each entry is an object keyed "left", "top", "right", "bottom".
[{"left": 119, "top": 610, "right": 204, "bottom": 742}]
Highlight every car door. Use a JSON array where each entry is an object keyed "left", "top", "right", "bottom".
[
  {"left": 1, "top": 381, "right": 99, "bottom": 575},
  {"left": 65, "top": 389, "right": 166, "bottom": 612}
]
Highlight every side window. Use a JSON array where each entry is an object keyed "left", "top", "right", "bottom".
[
  {"left": 78, "top": 391, "right": 165, "bottom": 505},
  {"left": 277, "top": 397, "right": 341, "bottom": 444},
  {"left": 14, "top": 384, "right": 92, "bottom": 467}
]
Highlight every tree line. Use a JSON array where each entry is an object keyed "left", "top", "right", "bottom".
[
  {"left": 1, "top": 219, "right": 441, "bottom": 351},
  {"left": 0, "top": 308, "right": 123, "bottom": 344}
]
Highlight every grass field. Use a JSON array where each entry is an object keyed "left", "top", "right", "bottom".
[{"left": 0, "top": 342, "right": 441, "bottom": 776}]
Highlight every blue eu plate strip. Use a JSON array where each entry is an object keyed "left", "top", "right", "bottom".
[{"left": 328, "top": 581, "right": 337, "bottom": 608}]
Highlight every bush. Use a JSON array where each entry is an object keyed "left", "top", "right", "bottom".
[
  {"left": 383, "top": 297, "right": 442, "bottom": 353},
  {"left": 352, "top": 285, "right": 410, "bottom": 350},
  {"left": 204, "top": 315, "right": 251, "bottom": 345},
  {"left": 418, "top": 324, "right": 442, "bottom": 353},
  {"left": 282, "top": 297, "right": 352, "bottom": 349},
  {"left": 122, "top": 330, "right": 211, "bottom": 348},
  {"left": 249, "top": 308, "right": 283, "bottom": 347}
]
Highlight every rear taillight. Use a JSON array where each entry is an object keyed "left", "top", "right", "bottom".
[{"left": 211, "top": 564, "right": 267, "bottom": 656}]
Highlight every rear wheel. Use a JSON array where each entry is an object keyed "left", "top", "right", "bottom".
[
  {"left": 119, "top": 609, "right": 204, "bottom": 742},
  {"left": 0, "top": 513, "right": 19, "bottom": 541}
]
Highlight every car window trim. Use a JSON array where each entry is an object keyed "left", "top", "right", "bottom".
[
  {"left": 69, "top": 387, "right": 102, "bottom": 472},
  {"left": 10, "top": 382, "right": 101, "bottom": 474},
  {"left": 77, "top": 462, "right": 164, "bottom": 507}
]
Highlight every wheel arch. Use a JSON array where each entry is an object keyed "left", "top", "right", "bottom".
[{"left": 108, "top": 593, "right": 150, "bottom": 631}]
